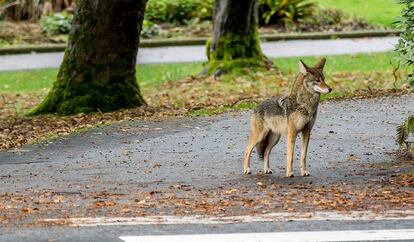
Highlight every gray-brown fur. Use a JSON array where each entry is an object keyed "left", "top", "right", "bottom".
[
  {"left": 254, "top": 96, "right": 296, "bottom": 158},
  {"left": 243, "top": 58, "right": 332, "bottom": 177}
]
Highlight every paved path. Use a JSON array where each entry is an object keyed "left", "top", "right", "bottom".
[
  {"left": 1, "top": 95, "right": 412, "bottom": 185},
  {"left": 0, "top": 95, "right": 414, "bottom": 241},
  {"left": 0, "top": 37, "right": 398, "bottom": 71}
]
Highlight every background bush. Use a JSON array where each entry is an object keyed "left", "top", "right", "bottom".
[
  {"left": 258, "top": 0, "right": 316, "bottom": 26},
  {"left": 40, "top": 12, "right": 73, "bottom": 35},
  {"left": 395, "top": 0, "right": 414, "bottom": 150},
  {"left": 0, "top": 0, "right": 43, "bottom": 21},
  {"left": 145, "top": 0, "right": 316, "bottom": 27},
  {"left": 395, "top": 0, "right": 414, "bottom": 87},
  {"left": 141, "top": 20, "right": 160, "bottom": 39},
  {"left": 145, "top": 0, "right": 213, "bottom": 24}
]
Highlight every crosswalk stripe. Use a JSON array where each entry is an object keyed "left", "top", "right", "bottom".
[{"left": 120, "top": 229, "right": 414, "bottom": 242}]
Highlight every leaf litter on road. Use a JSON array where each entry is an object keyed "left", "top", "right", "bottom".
[{"left": 0, "top": 163, "right": 413, "bottom": 227}]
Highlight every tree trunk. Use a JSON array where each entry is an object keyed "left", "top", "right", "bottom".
[
  {"left": 30, "top": 0, "right": 147, "bottom": 115},
  {"left": 205, "top": 0, "right": 271, "bottom": 74}
]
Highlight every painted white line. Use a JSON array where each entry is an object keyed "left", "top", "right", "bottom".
[
  {"left": 40, "top": 209, "right": 414, "bottom": 227},
  {"left": 119, "top": 229, "right": 414, "bottom": 242}
]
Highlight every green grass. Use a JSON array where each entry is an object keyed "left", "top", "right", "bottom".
[
  {"left": 0, "top": 52, "right": 398, "bottom": 93},
  {"left": 138, "top": 62, "right": 202, "bottom": 89},
  {"left": 315, "top": 0, "right": 402, "bottom": 28},
  {"left": 0, "top": 68, "right": 57, "bottom": 93},
  {"left": 0, "top": 62, "right": 202, "bottom": 93},
  {"left": 275, "top": 52, "right": 397, "bottom": 73}
]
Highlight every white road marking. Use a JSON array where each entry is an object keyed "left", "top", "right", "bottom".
[
  {"left": 119, "top": 229, "right": 414, "bottom": 242},
  {"left": 41, "top": 209, "right": 414, "bottom": 227}
]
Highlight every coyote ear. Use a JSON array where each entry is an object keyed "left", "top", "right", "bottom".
[
  {"left": 314, "top": 58, "right": 326, "bottom": 69},
  {"left": 299, "top": 60, "right": 308, "bottom": 75}
]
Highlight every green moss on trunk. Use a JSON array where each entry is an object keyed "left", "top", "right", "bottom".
[
  {"left": 30, "top": 0, "right": 147, "bottom": 115},
  {"left": 205, "top": 30, "right": 270, "bottom": 73},
  {"left": 210, "top": 32, "right": 262, "bottom": 60},
  {"left": 205, "top": 0, "right": 272, "bottom": 75}
]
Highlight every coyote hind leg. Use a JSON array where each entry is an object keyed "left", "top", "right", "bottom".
[
  {"left": 263, "top": 132, "right": 281, "bottom": 174},
  {"left": 256, "top": 133, "right": 269, "bottom": 160},
  {"left": 243, "top": 117, "right": 268, "bottom": 174}
]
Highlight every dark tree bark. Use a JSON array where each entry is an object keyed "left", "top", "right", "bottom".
[
  {"left": 205, "top": 0, "right": 271, "bottom": 74},
  {"left": 31, "top": 0, "right": 147, "bottom": 115}
]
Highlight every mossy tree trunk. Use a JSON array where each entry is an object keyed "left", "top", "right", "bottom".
[
  {"left": 30, "top": 0, "right": 147, "bottom": 115},
  {"left": 205, "top": 0, "right": 271, "bottom": 75}
]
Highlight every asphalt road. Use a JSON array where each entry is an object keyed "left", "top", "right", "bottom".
[
  {"left": 1, "top": 96, "right": 413, "bottom": 188},
  {"left": 0, "top": 95, "right": 414, "bottom": 241},
  {"left": 0, "top": 37, "right": 398, "bottom": 71}
]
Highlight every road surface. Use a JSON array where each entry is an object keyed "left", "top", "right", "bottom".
[{"left": 0, "top": 37, "right": 398, "bottom": 71}]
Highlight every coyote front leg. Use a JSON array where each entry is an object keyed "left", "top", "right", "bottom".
[
  {"left": 286, "top": 125, "right": 297, "bottom": 178},
  {"left": 300, "top": 125, "right": 312, "bottom": 176}
]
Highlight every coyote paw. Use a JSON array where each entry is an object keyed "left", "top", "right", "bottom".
[
  {"left": 286, "top": 172, "right": 294, "bottom": 178},
  {"left": 301, "top": 170, "right": 310, "bottom": 177},
  {"left": 243, "top": 169, "right": 251, "bottom": 175},
  {"left": 264, "top": 169, "right": 273, "bottom": 174}
]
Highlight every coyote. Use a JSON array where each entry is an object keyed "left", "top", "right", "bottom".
[{"left": 243, "top": 58, "right": 332, "bottom": 177}]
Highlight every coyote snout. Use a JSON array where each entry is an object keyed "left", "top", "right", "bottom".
[
  {"left": 243, "top": 58, "right": 331, "bottom": 177},
  {"left": 313, "top": 82, "right": 332, "bottom": 94}
]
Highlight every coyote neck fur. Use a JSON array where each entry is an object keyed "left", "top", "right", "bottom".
[
  {"left": 279, "top": 74, "right": 320, "bottom": 116},
  {"left": 288, "top": 73, "right": 320, "bottom": 117}
]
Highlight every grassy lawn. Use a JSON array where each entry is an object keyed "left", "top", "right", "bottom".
[
  {"left": 315, "top": 0, "right": 402, "bottom": 28},
  {"left": 0, "top": 52, "right": 398, "bottom": 93},
  {"left": 0, "top": 62, "right": 202, "bottom": 93}
]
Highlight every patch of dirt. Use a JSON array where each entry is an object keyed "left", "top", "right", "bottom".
[
  {"left": 0, "top": 21, "right": 65, "bottom": 46},
  {"left": 0, "top": 92, "right": 185, "bottom": 150},
  {"left": 394, "top": 149, "right": 414, "bottom": 161}
]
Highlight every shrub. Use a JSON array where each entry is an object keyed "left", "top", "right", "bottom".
[
  {"left": 145, "top": 0, "right": 213, "bottom": 24},
  {"left": 298, "top": 8, "right": 372, "bottom": 32},
  {"left": 145, "top": 0, "right": 317, "bottom": 26},
  {"left": 40, "top": 12, "right": 73, "bottom": 35},
  {"left": 395, "top": 0, "right": 414, "bottom": 87},
  {"left": 0, "top": 0, "right": 43, "bottom": 21},
  {"left": 141, "top": 20, "right": 160, "bottom": 39},
  {"left": 397, "top": 116, "right": 414, "bottom": 148},
  {"left": 258, "top": 0, "right": 316, "bottom": 26},
  {"left": 395, "top": 0, "right": 414, "bottom": 152}
]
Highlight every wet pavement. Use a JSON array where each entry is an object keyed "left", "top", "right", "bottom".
[
  {"left": 1, "top": 95, "right": 413, "bottom": 190},
  {"left": 0, "top": 37, "right": 398, "bottom": 71}
]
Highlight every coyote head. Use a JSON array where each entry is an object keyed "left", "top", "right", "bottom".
[{"left": 299, "top": 58, "right": 332, "bottom": 94}]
